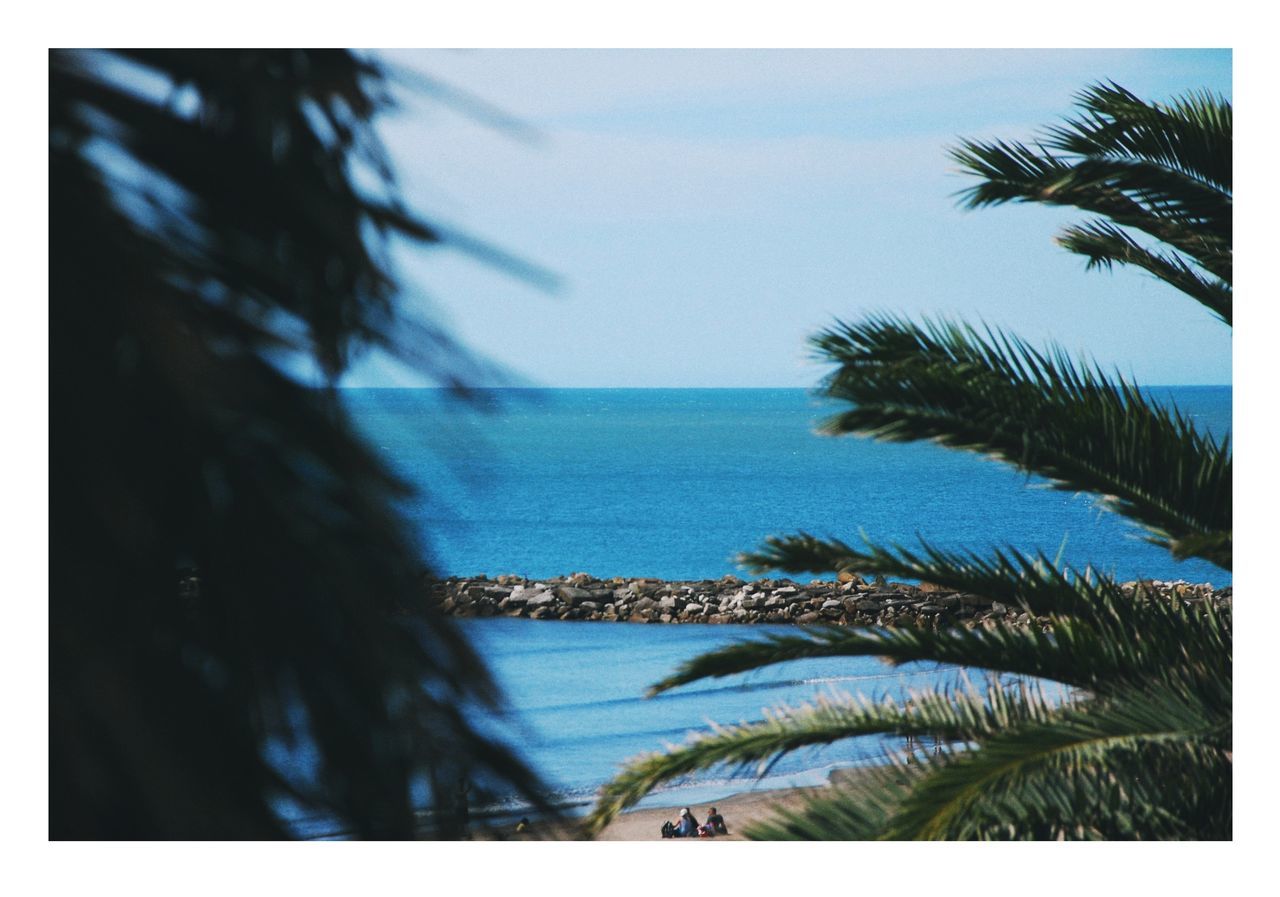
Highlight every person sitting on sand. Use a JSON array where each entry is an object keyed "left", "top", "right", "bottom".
[
  {"left": 702, "top": 807, "right": 728, "bottom": 836},
  {"left": 675, "top": 807, "right": 699, "bottom": 837}
]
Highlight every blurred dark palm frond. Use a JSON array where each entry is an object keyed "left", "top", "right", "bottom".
[
  {"left": 50, "top": 48, "right": 547, "bottom": 839},
  {"left": 585, "top": 82, "right": 1231, "bottom": 840}
]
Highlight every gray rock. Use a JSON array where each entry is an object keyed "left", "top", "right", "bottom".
[{"left": 555, "top": 585, "right": 594, "bottom": 605}]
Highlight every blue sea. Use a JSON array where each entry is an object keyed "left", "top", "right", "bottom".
[
  {"left": 347, "top": 387, "right": 1229, "bottom": 585},
  {"left": 335, "top": 387, "right": 1231, "bottom": 821}
]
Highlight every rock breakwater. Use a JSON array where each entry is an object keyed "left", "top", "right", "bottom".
[{"left": 427, "top": 572, "right": 1231, "bottom": 630}]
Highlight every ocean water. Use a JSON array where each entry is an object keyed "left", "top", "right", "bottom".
[
  {"left": 345, "top": 386, "right": 1231, "bottom": 587},
  {"left": 465, "top": 618, "right": 1006, "bottom": 814},
  {"left": 333, "top": 387, "right": 1229, "bottom": 822}
]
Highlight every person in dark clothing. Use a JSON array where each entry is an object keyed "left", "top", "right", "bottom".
[{"left": 703, "top": 807, "right": 728, "bottom": 836}]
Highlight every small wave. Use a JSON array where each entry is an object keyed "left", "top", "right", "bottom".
[{"left": 518, "top": 664, "right": 966, "bottom": 716}]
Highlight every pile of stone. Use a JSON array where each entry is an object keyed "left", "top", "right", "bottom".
[{"left": 426, "top": 572, "right": 1230, "bottom": 631}]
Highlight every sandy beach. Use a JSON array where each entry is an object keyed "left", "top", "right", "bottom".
[
  {"left": 482, "top": 768, "right": 870, "bottom": 841},
  {"left": 480, "top": 787, "right": 816, "bottom": 841},
  {"left": 590, "top": 785, "right": 821, "bottom": 841}
]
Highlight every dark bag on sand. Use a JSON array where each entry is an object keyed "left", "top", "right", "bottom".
[{"left": 661, "top": 821, "right": 675, "bottom": 839}]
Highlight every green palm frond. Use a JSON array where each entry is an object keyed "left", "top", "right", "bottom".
[
  {"left": 950, "top": 81, "right": 1230, "bottom": 320},
  {"left": 757, "top": 736, "right": 1228, "bottom": 841},
  {"left": 749, "top": 681, "right": 1228, "bottom": 841},
  {"left": 951, "top": 140, "right": 1229, "bottom": 274},
  {"left": 648, "top": 602, "right": 1227, "bottom": 704},
  {"left": 742, "top": 533, "right": 1228, "bottom": 625},
  {"left": 738, "top": 535, "right": 1233, "bottom": 694},
  {"left": 1057, "top": 220, "right": 1231, "bottom": 324},
  {"left": 1048, "top": 82, "right": 1230, "bottom": 194},
  {"left": 881, "top": 684, "right": 1228, "bottom": 840},
  {"left": 583, "top": 680, "right": 1055, "bottom": 837},
  {"left": 743, "top": 536, "right": 1097, "bottom": 613},
  {"left": 744, "top": 765, "right": 921, "bottom": 840},
  {"left": 810, "top": 316, "right": 1231, "bottom": 568}
]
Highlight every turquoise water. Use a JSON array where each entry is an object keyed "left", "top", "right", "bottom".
[{"left": 325, "top": 387, "right": 1232, "bottom": 819}]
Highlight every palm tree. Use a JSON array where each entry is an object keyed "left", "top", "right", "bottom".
[
  {"left": 50, "top": 49, "right": 551, "bottom": 838},
  {"left": 584, "top": 82, "right": 1232, "bottom": 840}
]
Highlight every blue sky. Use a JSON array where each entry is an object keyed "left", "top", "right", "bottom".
[{"left": 349, "top": 49, "right": 1232, "bottom": 388}]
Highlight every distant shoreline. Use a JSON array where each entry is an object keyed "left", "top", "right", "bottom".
[{"left": 427, "top": 572, "right": 1230, "bottom": 629}]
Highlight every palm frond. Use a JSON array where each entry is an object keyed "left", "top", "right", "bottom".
[
  {"left": 649, "top": 607, "right": 1227, "bottom": 705},
  {"left": 583, "top": 681, "right": 1054, "bottom": 837},
  {"left": 1057, "top": 220, "right": 1230, "bottom": 323},
  {"left": 950, "top": 140, "right": 1229, "bottom": 278},
  {"left": 949, "top": 82, "right": 1231, "bottom": 300},
  {"left": 756, "top": 734, "right": 1229, "bottom": 840},
  {"left": 742, "top": 677, "right": 1228, "bottom": 841},
  {"left": 810, "top": 316, "right": 1231, "bottom": 568},
  {"left": 1048, "top": 82, "right": 1231, "bottom": 194},
  {"left": 50, "top": 49, "right": 550, "bottom": 839},
  {"left": 743, "top": 764, "right": 922, "bottom": 840},
  {"left": 881, "top": 681, "right": 1229, "bottom": 840}
]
